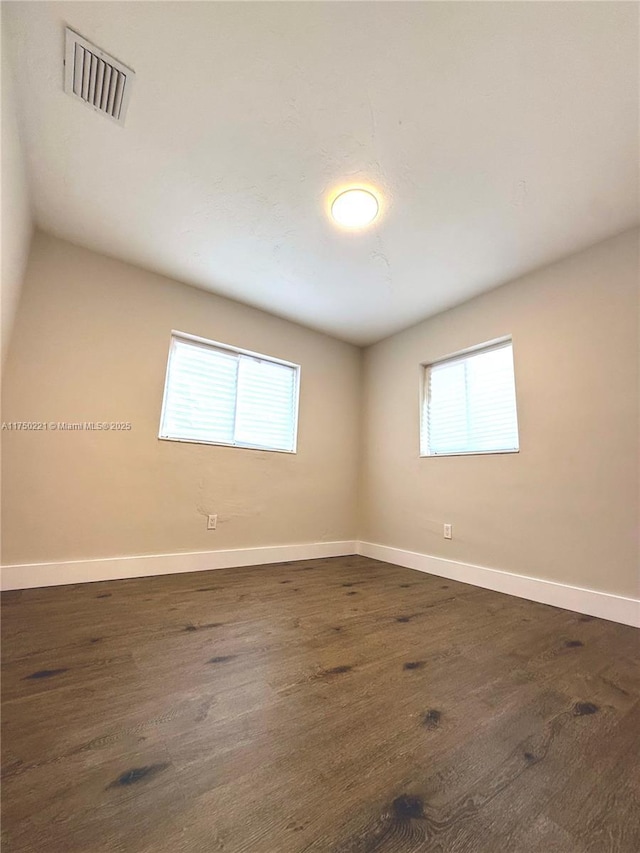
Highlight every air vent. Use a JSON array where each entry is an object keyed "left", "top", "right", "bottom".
[{"left": 64, "top": 28, "right": 135, "bottom": 125}]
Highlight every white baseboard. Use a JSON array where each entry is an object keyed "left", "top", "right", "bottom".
[
  {"left": 3, "top": 539, "right": 637, "bottom": 629},
  {"left": 0, "top": 541, "right": 357, "bottom": 591},
  {"left": 357, "top": 541, "right": 640, "bottom": 628}
]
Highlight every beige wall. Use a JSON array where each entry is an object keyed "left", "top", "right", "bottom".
[
  {"left": 1, "top": 19, "right": 33, "bottom": 368},
  {"left": 3, "top": 229, "right": 638, "bottom": 600},
  {"left": 360, "top": 229, "right": 639, "bottom": 598},
  {"left": 1, "top": 232, "right": 361, "bottom": 564}
]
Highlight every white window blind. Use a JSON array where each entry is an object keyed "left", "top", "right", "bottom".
[
  {"left": 159, "top": 334, "right": 299, "bottom": 452},
  {"left": 421, "top": 340, "right": 519, "bottom": 456}
]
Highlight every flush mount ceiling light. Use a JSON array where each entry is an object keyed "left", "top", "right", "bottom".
[{"left": 330, "top": 187, "right": 380, "bottom": 228}]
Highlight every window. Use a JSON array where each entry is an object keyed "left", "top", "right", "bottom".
[
  {"left": 421, "top": 339, "right": 519, "bottom": 457},
  {"left": 159, "top": 333, "right": 300, "bottom": 453}
]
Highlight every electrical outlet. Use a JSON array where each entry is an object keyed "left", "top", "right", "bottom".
[
  {"left": 207, "top": 514, "right": 217, "bottom": 530},
  {"left": 443, "top": 523, "right": 452, "bottom": 540}
]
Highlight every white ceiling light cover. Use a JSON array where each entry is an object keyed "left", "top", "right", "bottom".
[{"left": 331, "top": 188, "right": 380, "bottom": 228}]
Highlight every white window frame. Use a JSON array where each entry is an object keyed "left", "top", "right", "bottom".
[
  {"left": 420, "top": 337, "right": 519, "bottom": 458},
  {"left": 158, "top": 331, "right": 301, "bottom": 454}
]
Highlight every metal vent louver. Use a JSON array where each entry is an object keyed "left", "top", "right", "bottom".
[{"left": 64, "top": 28, "right": 135, "bottom": 125}]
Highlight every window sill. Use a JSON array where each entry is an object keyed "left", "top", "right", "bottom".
[
  {"left": 158, "top": 435, "right": 297, "bottom": 454},
  {"left": 420, "top": 449, "right": 519, "bottom": 458}
]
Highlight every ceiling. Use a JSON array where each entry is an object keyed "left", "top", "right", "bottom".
[{"left": 4, "top": 1, "right": 639, "bottom": 345}]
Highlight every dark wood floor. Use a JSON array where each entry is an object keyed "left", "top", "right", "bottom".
[{"left": 2, "top": 556, "right": 639, "bottom": 852}]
